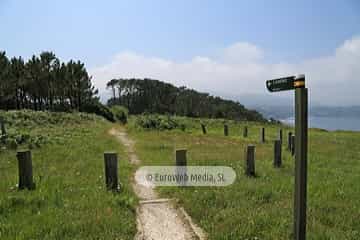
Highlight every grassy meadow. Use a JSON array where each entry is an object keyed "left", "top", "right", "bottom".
[
  {"left": 1, "top": 111, "right": 359, "bottom": 240},
  {"left": 0, "top": 111, "right": 137, "bottom": 240},
  {"left": 128, "top": 116, "right": 360, "bottom": 240}
]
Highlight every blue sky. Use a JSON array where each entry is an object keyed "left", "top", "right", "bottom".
[{"left": 1, "top": 0, "right": 360, "bottom": 105}]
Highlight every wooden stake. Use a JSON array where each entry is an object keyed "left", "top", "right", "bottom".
[
  {"left": 245, "top": 145, "right": 255, "bottom": 177},
  {"left": 201, "top": 124, "right": 207, "bottom": 134},
  {"left": 274, "top": 140, "right": 282, "bottom": 167},
  {"left": 243, "top": 126, "right": 248, "bottom": 137},
  {"left": 175, "top": 149, "right": 187, "bottom": 186},
  {"left": 279, "top": 129, "right": 283, "bottom": 145},
  {"left": 17, "top": 150, "right": 35, "bottom": 190},
  {"left": 224, "top": 124, "right": 229, "bottom": 136},
  {"left": 288, "top": 132, "right": 292, "bottom": 151},
  {"left": 260, "top": 127, "right": 265, "bottom": 143},
  {"left": 104, "top": 152, "right": 119, "bottom": 191}
]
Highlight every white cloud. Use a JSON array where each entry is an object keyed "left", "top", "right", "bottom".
[
  {"left": 90, "top": 36, "right": 360, "bottom": 106},
  {"left": 222, "top": 42, "right": 264, "bottom": 63}
]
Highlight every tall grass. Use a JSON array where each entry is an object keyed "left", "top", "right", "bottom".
[
  {"left": 0, "top": 111, "right": 137, "bottom": 240},
  {"left": 128, "top": 115, "right": 360, "bottom": 240}
]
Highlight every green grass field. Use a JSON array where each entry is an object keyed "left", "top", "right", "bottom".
[
  {"left": 128, "top": 116, "right": 360, "bottom": 240},
  {"left": 0, "top": 111, "right": 137, "bottom": 240},
  {"left": 1, "top": 112, "right": 359, "bottom": 239}
]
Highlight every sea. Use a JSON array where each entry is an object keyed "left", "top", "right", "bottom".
[{"left": 281, "top": 116, "right": 360, "bottom": 132}]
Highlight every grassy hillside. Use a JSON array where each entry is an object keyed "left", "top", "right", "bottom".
[
  {"left": 128, "top": 115, "right": 360, "bottom": 240},
  {"left": 0, "top": 111, "right": 137, "bottom": 240}
]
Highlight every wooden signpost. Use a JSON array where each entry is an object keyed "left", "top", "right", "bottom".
[{"left": 266, "top": 74, "right": 308, "bottom": 240}]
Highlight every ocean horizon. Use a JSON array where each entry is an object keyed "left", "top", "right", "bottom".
[{"left": 281, "top": 116, "right": 360, "bottom": 132}]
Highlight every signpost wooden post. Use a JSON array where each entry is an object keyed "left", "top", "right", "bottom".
[{"left": 266, "top": 74, "right": 308, "bottom": 240}]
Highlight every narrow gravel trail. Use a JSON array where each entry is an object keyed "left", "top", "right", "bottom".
[{"left": 109, "top": 128, "right": 206, "bottom": 240}]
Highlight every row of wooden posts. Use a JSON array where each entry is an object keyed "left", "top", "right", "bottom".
[
  {"left": 15, "top": 126, "right": 296, "bottom": 191},
  {"left": 201, "top": 124, "right": 297, "bottom": 176},
  {"left": 201, "top": 123, "right": 295, "bottom": 145},
  {"left": 14, "top": 150, "right": 122, "bottom": 191},
  {"left": 177, "top": 127, "right": 295, "bottom": 178},
  {"left": 245, "top": 130, "right": 296, "bottom": 176}
]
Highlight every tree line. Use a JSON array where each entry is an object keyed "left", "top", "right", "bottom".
[
  {"left": 107, "top": 78, "right": 266, "bottom": 121},
  {"left": 0, "top": 51, "right": 98, "bottom": 112}
]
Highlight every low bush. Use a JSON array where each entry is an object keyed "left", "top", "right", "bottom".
[
  {"left": 0, "top": 110, "right": 104, "bottom": 151},
  {"left": 111, "top": 106, "right": 128, "bottom": 124},
  {"left": 82, "top": 101, "right": 115, "bottom": 122},
  {"left": 135, "top": 114, "right": 186, "bottom": 131}
]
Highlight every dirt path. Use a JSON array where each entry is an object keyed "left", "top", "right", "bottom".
[{"left": 109, "top": 128, "right": 206, "bottom": 240}]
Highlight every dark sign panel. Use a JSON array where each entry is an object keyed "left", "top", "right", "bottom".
[{"left": 266, "top": 76, "right": 295, "bottom": 92}]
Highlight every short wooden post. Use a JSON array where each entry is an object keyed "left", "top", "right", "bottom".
[
  {"left": 279, "top": 129, "right": 283, "bottom": 144},
  {"left": 260, "top": 127, "right": 265, "bottom": 143},
  {"left": 288, "top": 132, "right": 292, "bottom": 151},
  {"left": 175, "top": 149, "right": 187, "bottom": 166},
  {"left": 245, "top": 145, "right": 255, "bottom": 177},
  {"left": 201, "top": 124, "right": 207, "bottom": 134},
  {"left": 175, "top": 149, "right": 187, "bottom": 185},
  {"left": 0, "top": 117, "right": 6, "bottom": 135},
  {"left": 243, "top": 126, "right": 248, "bottom": 137},
  {"left": 291, "top": 135, "right": 295, "bottom": 156},
  {"left": 0, "top": 117, "right": 6, "bottom": 144},
  {"left": 104, "top": 152, "right": 119, "bottom": 191},
  {"left": 274, "top": 140, "right": 282, "bottom": 167},
  {"left": 16, "top": 150, "right": 35, "bottom": 190},
  {"left": 224, "top": 124, "right": 229, "bottom": 136}
]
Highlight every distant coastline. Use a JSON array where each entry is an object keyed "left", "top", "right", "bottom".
[{"left": 281, "top": 116, "right": 360, "bottom": 132}]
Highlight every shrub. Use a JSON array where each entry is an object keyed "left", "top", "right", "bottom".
[
  {"left": 111, "top": 106, "right": 128, "bottom": 124},
  {"left": 135, "top": 114, "right": 186, "bottom": 131},
  {"left": 82, "top": 101, "right": 115, "bottom": 122}
]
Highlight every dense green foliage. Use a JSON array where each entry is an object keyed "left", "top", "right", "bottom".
[
  {"left": 133, "top": 114, "right": 186, "bottom": 131},
  {"left": 128, "top": 115, "right": 360, "bottom": 239},
  {"left": 110, "top": 105, "right": 128, "bottom": 124},
  {"left": 0, "top": 110, "right": 102, "bottom": 150},
  {"left": 82, "top": 100, "right": 115, "bottom": 122},
  {"left": 0, "top": 111, "right": 137, "bottom": 239},
  {"left": 0, "top": 51, "right": 99, "bottom": 112},
  {"left": 107, "top": 78, "right": 266, "bottom": 121}
]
